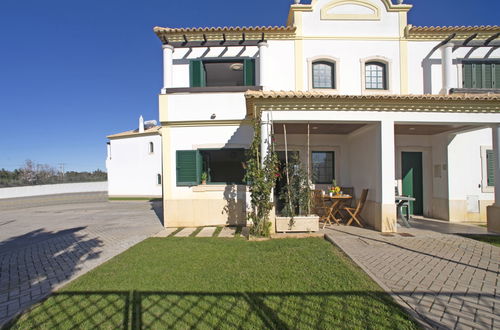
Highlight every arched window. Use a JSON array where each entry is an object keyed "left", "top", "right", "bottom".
[
  {"left": 157, "top": 173, "right": 162, "bottom": 185},
  {"left": 312, "top": 61, "right": 335, "bottom": 89},
  {"left": 365, "top": 61, "right": 387, "bottom": 90},
  {"left": 149, "top": 142, "right": 154, "bottom": 153}
]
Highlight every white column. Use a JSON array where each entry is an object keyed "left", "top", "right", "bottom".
[
  {"left": 260, "top": 113, "right": 272, "bottom": 166},
  {"left": 440, "top": 43, "right": 454, "bottom": 95},
  {"left": 162, "top": 44, "right": 174, "bottom": 93},
  {"left": 493, "top": 125, "right": 500, "bottom": 206},
  {"left": 258, "top": 42, "right": 269, "bottom": 90},
  {"left": 380, "top": 120, "right": 396, "bottom": 204},
  {"left": 379, "top": 120, "right": 396, "bottom": 232}
]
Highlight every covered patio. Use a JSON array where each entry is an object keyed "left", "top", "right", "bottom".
[{"left": 245, "top": 91, "right": 500, "bottom": 233}]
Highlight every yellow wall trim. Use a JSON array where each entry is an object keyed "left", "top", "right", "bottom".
[
  {"left": 162, "top": 120, "right": 251, "bottom": 127},
  {"left": 320, "top": 0, "right": 380, "bottom": 21},
  {"left": 405, "top": 24, "right": 500, "bottom": 40},
  {"left": 311, "top": 0, "right": 411, "bottom": 12},
  {"left": 246, "top": 96, "right": 500, "bottom": 117},
  {"left": 301, "top": 36, "right": 399, "bottom": 41}
]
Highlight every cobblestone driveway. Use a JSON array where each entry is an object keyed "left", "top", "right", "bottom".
[
  {"left": 0, "top": 193, "right": 163, "bottom": 326},
  {"left": 324, "top": 224, "right": 500, "bottom": 329}
]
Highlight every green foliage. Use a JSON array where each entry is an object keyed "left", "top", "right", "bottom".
[
  {"left": 200, "top": 171, "right": 208, "bottom": 182},
  {"left": 279, "top": 153, "right": 311, "bottom": 221},
  {"left": 244, "top": 119, "right": 278, "bottom": 237},
  {"left": 0, "top": 160, "right": 107, "bottom": 187},
  {"left": 9, "top": 238, "right": 419, "bottom": 329}
]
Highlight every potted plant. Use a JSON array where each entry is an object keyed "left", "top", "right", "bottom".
[
  {"left": 201, "top": 172, "right": 208, "bottom": 185},
  {"left": 329, "top": 179, "right": 341, "bottom": 196},
  {"left": 276, "top": 154, "right": 319, "bottom": 232}
]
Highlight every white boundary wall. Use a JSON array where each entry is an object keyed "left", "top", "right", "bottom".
[{"left": 0, "top": 182, "right": 108, "bottom": 199}]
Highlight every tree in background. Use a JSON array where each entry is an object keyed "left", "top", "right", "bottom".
[{"left": 0, "top": 160, "right": 107, "bottom": 187}]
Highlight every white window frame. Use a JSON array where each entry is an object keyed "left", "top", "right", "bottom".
[
  {"left": 481, "top": 146, "right": 494, "bottom": 193},
  {"left": 360, "top": 56, "right": 392, "bottom": 94},
  {"left": 307, "top": 56, "right": 340, "bottom": 93}
]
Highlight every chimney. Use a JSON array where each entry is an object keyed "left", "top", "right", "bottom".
[{"left": 139, "top": 115, "right": 144, "bottom": 133}]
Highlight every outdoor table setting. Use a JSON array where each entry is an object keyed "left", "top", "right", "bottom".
[
  {"left": 395, "top": 195, "right": 416, "bottom": 228},
  {"left": 322, "top": 192, "right": 353, "bottom": 225}
]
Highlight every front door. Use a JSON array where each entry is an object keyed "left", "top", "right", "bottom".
[{"left": 402, "top": 152, "right": 423, "bottom": 215}]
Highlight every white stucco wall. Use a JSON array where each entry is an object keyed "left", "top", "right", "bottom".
[
  {"left": 301, "top": 0, "right": 401, "bottom": 38},
  {"left": 0, "top": 182, "right": 107, "bottom": 199},
  {"left": 107, "top": 134, "right": 162, "bottom": 197},
  {"left": 448, "top": 128, "right": 492, "bottom": 201},
  {"left": 165, "top": 93, "right": 247, "bottom": 122}
]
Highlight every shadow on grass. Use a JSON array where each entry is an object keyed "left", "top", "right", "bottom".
[{"left": 5, "top": 290, "right": 418, "bottom": 329}]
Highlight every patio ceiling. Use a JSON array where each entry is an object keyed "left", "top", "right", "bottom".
[
  {"left": 395, "top": 124, "right": 475, "bottom": 135},
  {"left": 273, "top": 123, "right": 365, "bottom": 135}
]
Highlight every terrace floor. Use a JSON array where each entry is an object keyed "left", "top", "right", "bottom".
[{"left": 322, "top": 220, "right": 500, "bottom": 329}]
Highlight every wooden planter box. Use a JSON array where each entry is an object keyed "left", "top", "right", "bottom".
[{"left": 275, "top": 216, "right": 320, "bottom": 233}]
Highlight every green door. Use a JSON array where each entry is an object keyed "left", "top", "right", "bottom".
[{"left": 402, "top": 152, "right": 423, "bottom": 215}]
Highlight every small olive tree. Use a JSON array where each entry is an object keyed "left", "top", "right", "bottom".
[{"left": 244, "top": 118, "right": 278, "bottom": 237}]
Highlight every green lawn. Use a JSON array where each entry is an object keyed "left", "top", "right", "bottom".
[
  {"left": 8, "top": 238, "right": 419, "bottom": 329},
  {"left": 461, "top": 234, "right": 500, "bottom": 247}
]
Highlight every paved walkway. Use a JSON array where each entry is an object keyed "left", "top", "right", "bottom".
[
  {"left": 153, "top": 226, "right": 239, "bottom": 238},
  {"left": 323, "top": 223, "right": 500, "bottom": 329},
  {"left": 0, "top": 193, "right": 164, "bottom": 327}
]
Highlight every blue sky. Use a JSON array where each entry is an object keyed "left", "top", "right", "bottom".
[{"left": 0, "top": 0, "right": 498, "bottom": 172}]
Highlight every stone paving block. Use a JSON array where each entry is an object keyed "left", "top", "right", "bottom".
[
  {"left": 0, "top": 194, "right": 164, "bottom": 327},
  {"left": 153, "top": 227, "right": 178, "bottom": 237},
  {"left": 323, "top": 225, "right": 500, "bottom": 330},
  {"left": 174, "top": 227, "right": 197, "bottom": 237},
  {"left": 219, "top": 227, "right": 236, "bottom": 238},
  {"left": 196, "top": 227, "right": 216, "bottom": 237}
]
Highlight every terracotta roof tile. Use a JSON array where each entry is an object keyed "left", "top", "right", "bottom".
[
  {"left": 409, "top": 25, "right": 500, "bottom": 33},
  {"left": 153, "top": 26, "right": 295, "bottom": 34},
  {"left": 107, "top": 126, "right": 160, "bottom": 139},
  {"left": 244, "top": 90, "right": 500, "bottom": 101}
]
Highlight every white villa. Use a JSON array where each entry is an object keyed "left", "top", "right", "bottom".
[
  {"left": 109, "top": 0, "right": 500, "bottom": 233},
  {"left": 106, "top": 116, "right": 162, "bottom": 199}
]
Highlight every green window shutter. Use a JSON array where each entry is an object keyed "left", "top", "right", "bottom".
[
  {"left": 463, "top": 63, "right": 473, "bottom": 88},
  {"left": 487, "top": 150, "right": 495, "bottom": 187},
  {"left": 474, "top": 63, "right": 482, "bottom": 88},
  {"left": 243, "top": 59, "right": 255, "bottom": 86},
  {"left": 485, "top": 64, "right": 493, "bottom": 88},
  {"left": 494, "top": 64, "right": 500, "bottom": 88},
  {"left": 189, "top": 60, "right": 205, "bottom": 87},
  {"left": 176, "top": 150, "right": 201, "bottom": 186}
]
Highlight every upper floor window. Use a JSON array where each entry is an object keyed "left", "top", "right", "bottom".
[
  {"left": 462, "top": 60, "right": 500, "bottom": 89},
  {"left": 312, "top": 61, "right": 336, "bottom": 89},
  {"left": 190, "top": 59, "right": 255, "bottom": 88},
  {"left": 365, "top": 61, "right": 387, "bottom": 90},
  {"left": 149, "top": 142, "right": 154, "bottom": 154}
]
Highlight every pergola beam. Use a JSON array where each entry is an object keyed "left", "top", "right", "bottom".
[{"left": 164, "top": 40, "right": 265, "bottom": 48}]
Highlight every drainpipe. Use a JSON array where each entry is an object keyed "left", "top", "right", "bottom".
[{"left": 440, "top": 43, "right": 454, "bottom": 95}]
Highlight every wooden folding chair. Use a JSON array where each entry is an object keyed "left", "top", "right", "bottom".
[
  {"left": 312, "top": 190, "right": 338, "bottom": 228},
  {"left": 343, "top": 189, "right": 369, "bottom": 227}
]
